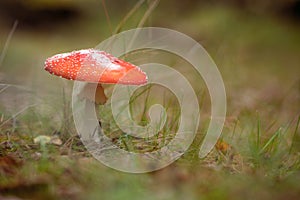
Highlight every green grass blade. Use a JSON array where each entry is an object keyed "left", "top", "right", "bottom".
[
  {"left": 259, "top": 128, "right": 282, "bottom": 154},
  {"left": 289, "top": 115, "right": 300, "bottom": 154},
  {"left": 256, "top": 114, "right": 261, "bottom": 149}
]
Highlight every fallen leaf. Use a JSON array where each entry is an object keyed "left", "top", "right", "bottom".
[
  {"left": 0, "top": 154, "right": 22, "bottom": 175},
  {"left": 50, "top": 136, "right": 63, "bottom": 146},
  {"left": 215, "top": 139, "right": 231, "bottom": 154}
]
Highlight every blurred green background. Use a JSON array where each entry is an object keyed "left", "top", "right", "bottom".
[{"left": 0, "top": 0, "right": 300, "bottom": 199}]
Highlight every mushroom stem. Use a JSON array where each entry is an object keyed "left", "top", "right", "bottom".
[
  {"left": 78, "top": 83, "right": 108, "bottom": 105},
  {"left": 78, "top": 83, "right": 107, "bottom": 128}
]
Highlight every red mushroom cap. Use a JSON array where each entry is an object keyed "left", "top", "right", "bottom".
[{"left": 44, "top": 49, "right": 147, "bottom": 85}]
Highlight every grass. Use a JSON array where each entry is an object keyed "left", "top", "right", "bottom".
[
  {"left": 1, "top": 1, "right": 300, "bottom": 199},
  {"left": 98, "top": 83, "right": 181, "bottom": 153}
]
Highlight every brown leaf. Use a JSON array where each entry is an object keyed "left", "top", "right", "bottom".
[
  {"left": 215, "top": 139, "right": 231, "bottom": 154},
  {"left": 0, "top": 155, "right": 22, "bottom": 175}
]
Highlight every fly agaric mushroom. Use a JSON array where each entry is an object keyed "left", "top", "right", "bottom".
[{"left": 44, "top": 49, "right": 147, "bottom": 104}]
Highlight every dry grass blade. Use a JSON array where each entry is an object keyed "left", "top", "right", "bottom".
[
  {"left": 101, "top": 0, "right": 112, "bottom": 35},
  {"left": 113, "top": 0, "right": 146, "bottom": 34},
  {"left": 127, "top": 0, "right": 160, "bottom": 50},
  {"left": 0, "top": 83, "right": 33, "bottom": 94},
  {"left": 0, "top": 20, "right": 18, "bottom": 67},
  {"left": 0, "top": 104, "right": 38, "bottom": 128},
  {"left": 136, "top": 0, "right": 160, "bottom": 28},
  {"left": 0, "top": 85, "right": 9, "bottom": 94}
]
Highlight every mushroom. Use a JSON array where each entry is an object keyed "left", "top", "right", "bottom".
[{"left": 44, "top": 48, "right": 147, "bottom": 105}]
